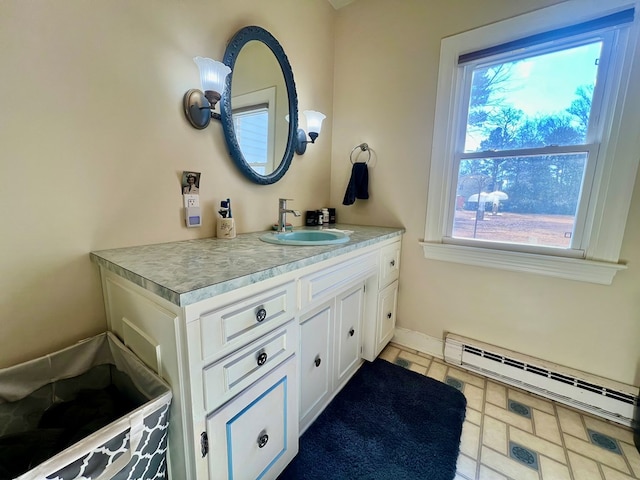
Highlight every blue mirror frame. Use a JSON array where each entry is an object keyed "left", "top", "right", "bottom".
[{"left": 221, "top": 26, "right": 298, "bottom": 185}]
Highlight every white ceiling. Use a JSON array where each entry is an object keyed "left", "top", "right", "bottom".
[{"left": 327, "top": 0, "right": 356, "bottom": 9}]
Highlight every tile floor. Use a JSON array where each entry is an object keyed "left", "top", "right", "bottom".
[{"left": 379, "top": 343, "right": 640, "bottom": 480}]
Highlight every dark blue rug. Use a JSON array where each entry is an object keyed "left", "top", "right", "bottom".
[{"left": 279, "top": 358, "right": 466, "bottom": 480}]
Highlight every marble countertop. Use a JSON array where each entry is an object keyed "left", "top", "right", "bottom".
[{"left": 90, "top": 225, "right": 404, "bottom": 307}]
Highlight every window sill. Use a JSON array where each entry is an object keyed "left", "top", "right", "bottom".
[{"left": 420, "top": 241, "right": 626, "bottom": 285}]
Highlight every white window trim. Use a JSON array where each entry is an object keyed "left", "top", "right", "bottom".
[{"left": 422, "top": 0, "right": 640, "bottom": 284}]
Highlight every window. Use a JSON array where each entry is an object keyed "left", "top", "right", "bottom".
[
  {"left": 233, "top": 106, "right": 270, "bottom": 174},
  {"left": 230, "top": 86, "right": 277, "bottom": 175},
  {"left": 422, "top": 1, "right": 640, "bottom": 284}
]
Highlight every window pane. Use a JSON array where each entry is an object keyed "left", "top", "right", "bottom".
[
  {"left": 233, "top": 109, "right": 269, "bottom": 166},
  {"left": 464, "top": 42, "right": 601, "bottom": 152},
  {"left": 452, "top": 153, "right": 587, "bottom": 248}
]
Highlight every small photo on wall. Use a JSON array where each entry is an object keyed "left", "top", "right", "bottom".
[{"left": 182, "top": 171, "right": 201, "bottom": 194}]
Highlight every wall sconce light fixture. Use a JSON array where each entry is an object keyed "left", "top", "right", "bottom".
[
  {"left": 295, "top": 110, "right": 326, "bottom": 155},
  {"left": 183, "top": 57, "right": 231, "bottom": 130}
]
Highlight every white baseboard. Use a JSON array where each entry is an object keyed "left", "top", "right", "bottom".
[{"left": 391, "top": 327, "right": 444, "bottom": 359}]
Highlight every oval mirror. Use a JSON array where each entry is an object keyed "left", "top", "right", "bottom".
[{"left": 220, "top": 26, "right": 298, "bottom": 185}]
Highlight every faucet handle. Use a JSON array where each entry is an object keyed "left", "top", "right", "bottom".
[{"left": 279, "top": 198, "right": 294, "bottom": 207}]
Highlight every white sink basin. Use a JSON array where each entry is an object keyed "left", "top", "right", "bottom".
[{"left": 259, "top": 229, "right": 350, "bottom": 246}]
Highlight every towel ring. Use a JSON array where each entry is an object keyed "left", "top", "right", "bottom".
[{"left": 350, "top": 143, "right": 371, "bottom": 164}]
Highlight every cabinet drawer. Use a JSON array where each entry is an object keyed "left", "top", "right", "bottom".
[
  {"left": 206, "top": 357, "right": 298, "bottom": 480},
  {"left": 300, "top": 252, "right": 376, "bottom": 308},
  {"left": 203, "top": 320, "right": 297, "bottom": 413},
  {"left": 379, "top": 241, "right": 401, "bottom": 288},
  {"left": 199, "top": 281, "right": 295, "bottom": 362}
]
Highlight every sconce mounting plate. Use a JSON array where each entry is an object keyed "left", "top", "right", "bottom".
[
  {"left": 295, "top": 129, "right": 308, "bottom": 155},
  {"left": 184, "top": 89, "right": 213, "bottom": 129}
]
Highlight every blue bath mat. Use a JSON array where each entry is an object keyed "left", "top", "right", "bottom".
[{"left": 278, "top": 358, "right": 466, "bottom": 480}]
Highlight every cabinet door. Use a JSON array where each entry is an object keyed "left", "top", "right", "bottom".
[
  {"left": 376, "top": 280, "right": 398, "bottom": 357},
  {"left": 335, "top": 283, "right": 365, "bottom": 387},
  {"left": 299, "top": 302, "right": 333, "bottom": 432},
  {"left": 205, "top": 357, "right": 298, "bottom": 480}
]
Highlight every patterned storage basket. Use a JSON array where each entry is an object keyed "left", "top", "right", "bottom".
[{"left": 0, "top": 332, "right": 172, "bottom": 480}]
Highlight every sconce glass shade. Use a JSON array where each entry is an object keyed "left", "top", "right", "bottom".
[
  {"left": 184, "top": 57, "right": 232, "bottom": 130},
  {"left": 303, "top": 110, "right": 326, "bottom": 135},
  {"left": 295, "top": 110, "right": 326, "bottom": 155},
  {"left": 193, "top": 56, "right": 231, "bottom": 97}
]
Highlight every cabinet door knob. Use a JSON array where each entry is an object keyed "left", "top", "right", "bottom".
[
  {"left": 256, "top": 307, "right": 267, "bottom": 322},
  {"left": 257, "top": 351, "right": 268, "bottom": 366},
  {"left": 390, "top": 259, "right": 396, "bottom": 267},
  {"left": 257, "top": 430, "right": 269, "bottom": 448},
  {"left": 387, "top": 312, "right": 392, "bottom": 319},
  {"left": 314, "top": 355, "right": 322, "bottom": 367},
  {"left": 349, "top": 328, "right": 355, "bottom": 337}
]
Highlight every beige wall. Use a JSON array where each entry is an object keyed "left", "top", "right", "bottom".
[
  {"left": 2, "top": 0, "right": 639, "bottom": 389},
  {"left": 332, "top": 0, "right": 640, "bottom": 386},
  {"left": 0, "top": 0, "right": 335, "bottom": 367}
]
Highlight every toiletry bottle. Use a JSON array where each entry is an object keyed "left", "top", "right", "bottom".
[
  {"left": 322, "top": 208, "right": 329, "bottom": 227},
  {"left": 305, "top": 210, "right": 317, "bottom": 226}
]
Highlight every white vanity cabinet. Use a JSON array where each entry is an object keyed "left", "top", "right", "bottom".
[{"left": 92, "top": 227, "right": 403, "bottom": 480}]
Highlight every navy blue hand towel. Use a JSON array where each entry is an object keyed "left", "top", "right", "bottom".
[{"left": 343, "top": 162, "right": 369, "bottom": 205}]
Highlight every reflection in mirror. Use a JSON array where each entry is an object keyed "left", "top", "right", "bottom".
[
  {"left": 230, "top": 41, "right": 287, "bottom": 176},
  {"left": 221, "top": 26, "right": 298, "bottom": 185},
  {"left": 232, "top": 88, "right": 274, "bottom": 175}
]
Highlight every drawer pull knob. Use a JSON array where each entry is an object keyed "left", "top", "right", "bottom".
[
  {"left": 256, "top": 307, "right": 267, "bottom": 322},
  {"left": 390, "top": 259, "right": 396, "bottom": 267},
  {"left": 257, "top": 351, "right": 268, "bottom": 366},
  {"left": 257, "top": 431, "right": 269, "bottom": 448},
  {"left": 349, "top": 328, "right": 355, "bottom": 337},
  {"left": 314, "top": 355, "right": 322, "bottom": 367},
  {"left": 387, "top": 312, "right": 392, "bottom": 319}
]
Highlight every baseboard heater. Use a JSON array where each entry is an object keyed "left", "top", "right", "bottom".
[{"left": 444, "top": 333, "right": 639, "bottom": 427}]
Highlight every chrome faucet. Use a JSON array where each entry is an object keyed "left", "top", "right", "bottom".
[{"left": 278, "top": 198, "right": 301, "bottom": 232}]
